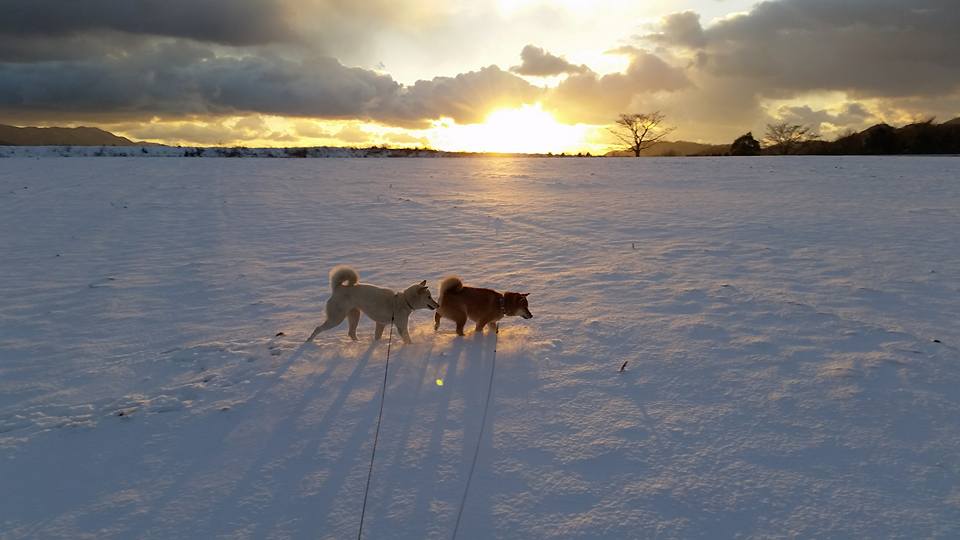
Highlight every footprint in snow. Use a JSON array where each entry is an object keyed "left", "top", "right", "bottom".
[{"left": 88, "top": 277, "right": 116, "bottom": 288}]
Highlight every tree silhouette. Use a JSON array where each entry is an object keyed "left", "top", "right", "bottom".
[
  {"left": 730, "top": 132, "right": 761, "bottom": 156},
  {"left": 610, "top": 112, "right": 674, "bottom": 157},
  {"left": 862, "top": 124, "right": 900, "bottom": 155},
  {"left": 764, "top": 122, "right": 816, "bottom": 155}
]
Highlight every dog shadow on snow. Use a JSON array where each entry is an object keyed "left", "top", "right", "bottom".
[
  {"left": 125, "top": 321, "right": 527, "bottom": 539},
  {"left": 77, "top": 321, "right": 535, "bottom": 539},
  {"left": 216, "top": 336, "right": 392, "bottom": 537},
  {"left": 122, "top": 337, "right": 382, "bottom": 538},
  {"left": 246, "top": 327, "right": 508, "bottom": 539},
  {"left": 359, "top": 329, "right": 503, "bottom": 540}
]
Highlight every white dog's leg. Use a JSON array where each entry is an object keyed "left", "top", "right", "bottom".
[
  {"left": 306, "top": 304, "right": 348, "bottom": 342},
  {"left": 347, "top": 308, "right": 361, "bottom": 341},
  {"left": 374, "top": 322, "right": 386, "bottom": 340},
  {"left": 395, "top": 315, "right": 413, "bottom": 344}
]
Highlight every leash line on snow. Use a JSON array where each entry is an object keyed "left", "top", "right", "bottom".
[
  {"left": 452, "top": 333, "right": 498, "bottom": 540},
  {"left": 357, "top": 316, "right": 395, "bottom": 540}
]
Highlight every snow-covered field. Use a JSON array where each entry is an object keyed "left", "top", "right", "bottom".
[{"left": 2, "top": 157, "right": 959, "bottom": 539}]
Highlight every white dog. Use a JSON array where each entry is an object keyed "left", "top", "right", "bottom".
[{"left": 306, "top": 266, "right": 439, "bottom": 344}]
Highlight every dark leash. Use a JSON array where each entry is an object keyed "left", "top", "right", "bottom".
[
  {"left": 452, "top": 331, "right": 498, "bottom": 539},
  {"left": 357, "top": 314, "right": 395, "bottom": 540}
]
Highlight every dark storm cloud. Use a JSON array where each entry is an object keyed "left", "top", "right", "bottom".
[
  {"left": 510, "top": 45, "right": 589, "bottom": 77},
  {"left": 0, "top": 0, "right": 456, "bottom": 62},
  {"left": 0, "top": 41, "right": 542, "bottom": 126},
  {"left": 0, "top": 0, "right": 546, "bottom": 126},
  {"left": 0, "top": 0, "right": 291, "bottom": 46},
  {"left": 0, "top": 42, "right": 400, "bottom": 120},
  {"left": 9, "top": 0, "right": 956, "bottom": 135},
  {"left": 648, "top": 0, "right": 960, "bottom": 98},
  {"left": 0, "top": 33, "right": 151, "bottom": 63}
]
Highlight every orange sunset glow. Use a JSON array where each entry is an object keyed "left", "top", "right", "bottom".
[{"left": 2, "top": 1, "right": 957, "bottom": 153}]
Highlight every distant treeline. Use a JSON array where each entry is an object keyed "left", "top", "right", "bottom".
[
  {"left": 726, "top": 118, "right": 960, "bottom": 157},
  {"left": 5, "top": 119, "right": 960, "bottom": 158},
  {"left": 807, "top": 118, "right": 960, "bottom": 155}
]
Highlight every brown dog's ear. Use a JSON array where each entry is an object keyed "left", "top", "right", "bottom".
[
  {"left": 520, "top": 293, "right": 530, "bottom": 297},
  {"left": 419, "top": 280, "right": 427, "bottom": 287}
]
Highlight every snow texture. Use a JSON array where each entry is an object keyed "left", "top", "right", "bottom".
[{"left": 1, "top": 157, "right": 959, "bottom": 539}]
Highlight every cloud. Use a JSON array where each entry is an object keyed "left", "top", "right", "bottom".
[
  {"left": 333, "top": 124, "right": 373, "bottom": 144},
  {"left": 127, "top": 121, "right": 240, "bottom": 146},
  {"left": 375, "top": 65, "right": 543, "bottom": 127},
  {"left": 0, "top": 42, "right": 400, "bottom": 121},
  {"left": 0, "top": 40, "right": 544, "bottom": 128},
  {"left": 649, "top": 0, "right": 960, "bottom": 99},
  {"left": 119, "top": 117, "right": 296, "bottom": 146},
  {"left": 622, "top": 0, "right": 960, "bottom": 141},
  {"left": 0, "top": 0, "right": 291, "bottom": 46},
  {"left": 293, "top": 120, "right": 337, "bottom": 139},
  {"left": 383, "top": 131, "right": 429, "bottom": 146},
  {"left": 510, "top": 45, "right": 588, "bottom": 77},
  {"left": 5, "top": 0, "right": 958, "bottom": 144},
  {"left": 0, "top": 0, "right": 545, "bottom": 128},
  {"left": 769, "top": 103, "right": 880, "bottom": 138},
  {"left": 0, "top": 33, "right": 150, "bottom": 62},
  {"left": 547, "top": 47, "right": 691, "bottom": 124},
  {"left": 643, "top": 11, "right": 706, "bottom": 49},
  {"left": 0, "top": 0, "right": 456, "bottom": 64},
  {"left": 774, "top": 103, "right": 874, "bottom": 127}
]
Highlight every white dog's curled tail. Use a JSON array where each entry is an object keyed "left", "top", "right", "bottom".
[
  {"left": 329, "top": 265, "right": 359, "bottom": 290},
  {"left": 438, "top": 276, "right": 463, "bottom": 299}
]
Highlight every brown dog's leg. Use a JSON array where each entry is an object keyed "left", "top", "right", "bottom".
[
  {"left": 454, "top": 311, "right": 467, "bottom": 336},
  {"left": 434, "top": 311, "right": 442, "bottom": 331},
  {"left": 374, "top": 322, "right": 386, "bottom": 340}
]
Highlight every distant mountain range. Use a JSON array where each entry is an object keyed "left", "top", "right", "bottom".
[
  {"left": 0, "top": 124, "right": 148, "bottom": 146},
  {"left": 5, "top": 118, "right": 960, "bottom": 156}
]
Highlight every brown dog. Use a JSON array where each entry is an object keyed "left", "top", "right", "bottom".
[{"left": 433, "top": 276, "right": 532, "bottom": 336}]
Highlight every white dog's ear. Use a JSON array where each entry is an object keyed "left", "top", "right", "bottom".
[{"left": 419, "top": 280, "right": 427, "bottom": 287}]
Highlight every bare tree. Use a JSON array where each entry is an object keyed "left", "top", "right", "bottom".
[
  {"left": 763, "top": 122, "right": 817, "bottom": 154},
  {"left": 610, "top": 112, "right": 675, "bottom": 157}
]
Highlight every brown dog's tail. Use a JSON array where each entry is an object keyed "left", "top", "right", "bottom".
[
  {"left": 438, "top": 276, "right": 463, "bottom": 300},
  {"left": 329, "top": 265, "right": 359, "bottom": 290}
]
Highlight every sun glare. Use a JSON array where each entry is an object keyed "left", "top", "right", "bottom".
[{"left": 428, "top": 104, "right": 591, "bottom": 154}]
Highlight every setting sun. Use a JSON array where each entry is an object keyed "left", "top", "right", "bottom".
[{"left": 428, "top": 104, "right": 591, "bottom": 154}]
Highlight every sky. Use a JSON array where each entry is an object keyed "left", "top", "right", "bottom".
[{"left": 2, "top": 0, "right": 959, "bottom": 153}]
